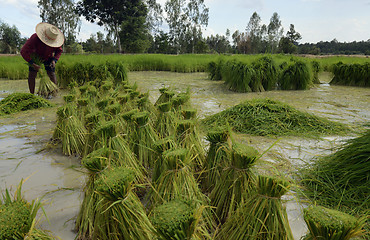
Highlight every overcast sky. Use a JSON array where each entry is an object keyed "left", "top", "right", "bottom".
[{"left": 0, "top": 0, "right": 369, "bottom": 43}]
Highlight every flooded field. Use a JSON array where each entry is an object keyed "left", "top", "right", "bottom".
[{"left": 1, "top": 72, "right": 369, "bottom": 239}]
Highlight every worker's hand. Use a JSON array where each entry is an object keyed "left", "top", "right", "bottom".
[
  {"left": 50, "top": 60, "right": 56, "bottom": 68},
  {"left": 32, "top": 63, "right": 41, "bottom": 71}
]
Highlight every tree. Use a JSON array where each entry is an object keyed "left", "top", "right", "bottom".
[
  {"left": 38, "top": 0, "right": 81, "bottom": 44},
  {"left": 164, "top": 0, "right": 209, "bottom": 53},
  {"left": 246, "top": 12, "right": 265, "bottom": 53},
  {"left": 286, "top": 24, "right": 301, "bottom": 44},
  {"left": 0, "top": 20, "right": 22, "bottom": 53},
  {"left": 267, "top": 12, "right": 283, "bottom": 53},
  {"left": 232, "top": 30, "right": 251, "bottom": 54},
  {"left": 279, "top": 24, "right": 301, "bottom": 54}
]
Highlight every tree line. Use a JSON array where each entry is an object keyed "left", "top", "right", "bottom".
[{"left": 0, "top": 0, "right": 369, "bottom": 55}]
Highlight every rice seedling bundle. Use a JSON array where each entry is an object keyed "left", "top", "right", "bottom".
[
  {"left": 155, "top": 87, "right": 176, "bottom": 106},
  {"left": 182, "top": 108, "right": 197, "bottom": 120},
  {"left": 156, "top": 101, "right": 177, "bottom": 138},
  {"left": 279, "top": 60, "right": 312, "bottom": 90},
  {"left": 100, "top": 80, "right": 114, "bottom": 92},
  {"left": 105, "top": 60, "right": 128, "bottom": 86},
  {"left": 171, "top": 91, "right": 191, "bottom": 111},
  {"left": 63, "top": 94, "right": 76, "bottom": 103},
  {"left": 94, "top": 167, "right": 155, "bottom": 240},
  {"left": 202, "top": 126, "right": 231, "bottom": 192},
  {"left": 105, "top": 102, "right": 122, "bottom": 117},
  {"left": 216, "top": 175, "right": 293, "bottom": 240},
  {"left": 94, "top": 120, "right": 117, "bottom": 149},
  {"left": 77, "top": 97, "right": 89, "bottom": 107},
  {"left": 202, "top": 98, "right": 348, "bottom": 137},
  {"left": 311, "top": 60, "right": 321, "bottom": 84},
  {"left": 330, "top": 62, "right": 370, "bottom": 87},
  {"left": 132, "top": 111, "right": 159, "bottom": 168},
  {"left": 138, "top": 92, "right": 158, "bottom": 125},
  {"left": 210, "top": 143, "right": 259, "bottom": 223},
  {"left": 299, "top": 130, "right": 370, "bottom": 214},
  {"left": 0, "top": 93, "right": 52, "bottom": 116},
  {"left": 253, "top": 56, "right": 279, "bottom": 91},
  {"left": 58, "top": 115, "right": 87, "bottom": 156},
  {"left": 0, "top": 181, "right": 47, "bottom": 240},
  {"left": 221, "top": 60, "right": 255, "bottom": 93},
  {"left": 150, "top": 148, "right": 206, "bottom": 206},
  {"left": 302, "top": 205, "right": 366, "bottom": 240},
  {"left": 37, "top": 76, "right": 59, "bottom": 98},
  {"left": 152, "top": 137, "right": 177, "bottom": 183},
  {"left": 207, "top": 59, "right": 224, "bottom": 81},
  {"left": 76, "top": 147, "right": 111, "bottom": 239},
  {"left": 176, "top": 119, "right": 205, "bottom": 171},
  {"left": 117, "top": 93, "right": 129, "bottom": 104},
  {"left": 150, "top": 199, "right": 210, "bottom": 240}
]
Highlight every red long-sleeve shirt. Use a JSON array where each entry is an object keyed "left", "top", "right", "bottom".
[{"left": 20, "top": 33, "right": 63, "bottom": 63}]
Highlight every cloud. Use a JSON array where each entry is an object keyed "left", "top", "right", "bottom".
[{"left": 0, "top": 0, "right": 39, "bottom": 18}]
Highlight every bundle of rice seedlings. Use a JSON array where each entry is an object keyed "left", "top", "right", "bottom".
[
  {"left": 171, "top": 90, "right": 191, "bottom": 111},
  {"left": 105, "top": 60, "right": 128, "bottom": 86},
  {"left": 0, "top": 180, "right": 47, "bottom": 240},
  {"left": 330, "top": 62, "right": 370, "bottom": 87},
  {"left": 152, "top": 137, "right": 177, "bottom": 183},
  {"left": 53, "top": 103, "right": 77, "bottom": 139},
  {"left": 150, "top": 148, "right": 206, "bottom": 205},
  {"left": 155, "top": 101, "right": 177, "bottom": 138},
  {"left": 0, "top": 93, "right": 52, "bottom": 116},
  {"left": 221, "top": 60, "right": 256, "bottom": 93},
  {"left": 279, "top": 60, "right": 312, "bottom": 90},
  {"left": 299, "top": 130, "right": 370, "bottom": 214},
  {"left": 77, "top": 97, "right": 89, "bottom": 107},
  {"left": 76, "top": 147, "right": 111, "bottom": 239},
  {"left": 311, "top": 60, "right": 321, "bottom": 84},
  {"left": 202, "top": 98, "right": 348, "bottom": 137},
  {"left": 37, "top": 76, "right": 59, "bottom": 98},
  {"left": 216, "top": 175, "right": 293, "bottom": 240},
  {"left": 253, "top": 56, "right": 278, "bottom": 91},
  {"left": 100, "top": 80, "right": 113, "bottom": 92},
  {"left": 132, "top": 111, "right": 159, "bottom": 168},
  {"left": 94, "top": 167, "right": 155, "bottom": 240},
  {"left": 117, "top": 93, "right": 129, "bottom": 105},
  {"left": 59, "top": 115, "right": 87, "bottom": 156},
  {"left": 79, "top": 85, "right": 89, "bottom": 95},
  {"left": 176, "top": 119, "right": 205, "bottom": 171},
  {"left": 207, "top": 59, "right": 224, "bottom": 81},
  {"left": 105, "top": 102, "right": 122, "bottom": 118},
  {"left": 155, "top": 87, "right": 175, "bottom": 106},
  {"left": 182, "top": 108, "right": 197, "bottom": 120},
  {"left": 210, "top": 143, "right": 259, "bottom": 223},
  {"left": 96, "top": 98, "right": 111, "bottom": 111},
  {"left": 93, "top": 120, "right": 117, "bottom": 149},
  {"left": 202, "top": 126, "right": 231, "bottom": 192},
  {"left": 63, "top": 94, "right": 76, "bottom": 103},
  {"left": 302, "top": 205, "right": 366, "bottom": 240},
  {"left": 150, "top": 199, "right": 211, "bottom": 240}
]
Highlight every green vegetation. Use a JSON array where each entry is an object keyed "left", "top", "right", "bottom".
[
  {"left": 302, "top": 205, "right": 366, "bottom": 240},
  {"left": 202, "top": 98, "right": 349, "bottom": 137},
  {"left": 0, "top": 92, "right": 52, "bottom": 116},
  {"left": 330, "top": 62, "right": 370, "bottom": 87}
]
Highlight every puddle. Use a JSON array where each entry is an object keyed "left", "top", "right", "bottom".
[{"left": 1, "top": 72, "right": 369, "bottom": 239}]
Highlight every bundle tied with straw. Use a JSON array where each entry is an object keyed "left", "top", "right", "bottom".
[
  {"left": 150, "top": 199, "right": 209, "bottom": 240},
  {"left": 152, "top": 136, "right": 177, "bottom": 184},
  {"left": 302, "top": 205, "right": 366, "bottom": 240},
  {"left": 76, "top": 147, "right": 111, "bottom": 239},
  {"left": 94, "top": 167, "right": 155, "bottom": 240},
  {"left": 216, "top": 175, "right": 293, "bottom": 240},
  {"left": 93, "top": 119, "right": 117, "bottom": 150},
  {"left": 156, "top": 101, "right": 177, "bottom": 138},
  {"left": 210, "top": 142, "right": 259, "bottom": 223},
  {"left": 132, "top": 111, "right": 158, "bottom": 168},
  {"left": 202, "top": 126, "right": 231, "bottom": 192},
  {"left": 155, "top": 87, "right": 175, "bottom": 106}
]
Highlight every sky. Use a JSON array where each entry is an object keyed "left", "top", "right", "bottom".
[{"left": 0, "top": 0, "right": 369, "bottom": 44}]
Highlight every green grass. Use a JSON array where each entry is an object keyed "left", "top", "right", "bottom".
[
  {"left": 202, "top": 98, "right": 349, "bottom": 137},
  {"left": 0, "top": 92, "right": 52, "bottom": 116}
]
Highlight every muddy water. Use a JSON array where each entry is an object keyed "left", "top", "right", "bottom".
[{"left": 1, "top": 73, "right": 369, "bottom": 239}]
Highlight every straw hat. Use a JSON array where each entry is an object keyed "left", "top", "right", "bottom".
[{"left": 35, "top": 22, "right": 64, "bottom": 48}]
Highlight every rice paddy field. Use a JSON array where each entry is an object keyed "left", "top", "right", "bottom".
[{"left": 0, "top": 54, "right": 369, "bottom": 239}]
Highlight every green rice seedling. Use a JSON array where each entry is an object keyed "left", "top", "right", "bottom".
[
  {"left": 171, "top": 89, "right": 191, "bottom": 111},
  {"left": 221, "top": 60, "right": 256, "bottom": 93},
  {"left": 100, "top": 80, "right": 114, "bottom": 92},
  {"left": 76, "top": 147, "right": 111, "bottom": 239},
  {"left": 155, "top": 87, "right": 176, "bottom": 106},
  {"left": 182, "top": 108, "right": 197, "bottom": 120},
  {"left": 202, "top": 126, "right": 231, "bottom": 192},
  {"left": 94, "top": 167, "right": 155, "bottom": 240},
  {"left": 176, "top": 119, "right": 206, "bottom": 171},
  {"left": 37, "top": 76, "right": 59, "bottom": 98},
  {"left": 330, "top": 62, "right": 370, "bottom": 87},
  {"left": 57, "top": 115, "right": 87, "bottom": 156},
  {"left": 150, "top": 199, "right": 211, "bottom": 240},
  {"left": 302, "top": 205, "right": 366, "bottom": 240},
  {"left": 216, "top": 175, "right": 293, "bottom": 240},
  {"left": 79, "top": 85, "right": 89, "bottom": 95},
  {"left": 96, "top": 98, "right": 110, "bottom": 111},
  {"left": 105, "top": 102, "right": 122, "bottom": 119},
  {"left": 152, "top": 137, "right": 177, "bottom": 184},
  {"left": 77, "top": 97, "right": 89, "bottom": 107},
  {"left": 93, "top": 120, "right": 117, "bottom": 149},
  {"left": 311, "top": 60, "right": 321, "bottom": 84},
  {"left": 207, "top": 59, "right": 224, "bottom": 81},
  {"left": 63, "top": 94, "right": 76, "bottom": 103},
  {"left": 210, "top": 143, "right": 258, "bottom": 223},
  {"left": 105, "top": 60, "right": 128, "bottom": 86},
  {"left": 253, "top": 56, "right": 279, "bottom": 91},
  {"left": 0, "top": 180, "right": 47, "bottom": 240},
  {"left": 299, "top": 130, "right": 370, "bottom": 215},
  {"left": 279, "top": 60, "right": 312, "bottom": 90},
  {"left": 26, "top": 228, "right": 56, "bottom": 240},
  {"left": 155, "top": 101, "right": 177, "bottom": 138},
  {"left": 0, "top": 93, "right": 52, "bottom": 116},
  {"left": 202, "top": 98, "right": 349, "bottom": 137},
  {"left": 132, "top": 111, "right": 159, "bottom": 168}
]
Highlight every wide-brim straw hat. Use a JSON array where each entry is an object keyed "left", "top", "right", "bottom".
[{"left": 35, "top": 22, "right": 65, "bottom": 48}]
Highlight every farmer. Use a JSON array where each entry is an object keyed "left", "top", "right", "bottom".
[{"left": 20, "top": 22, "right": 64, "bottom": 94}]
